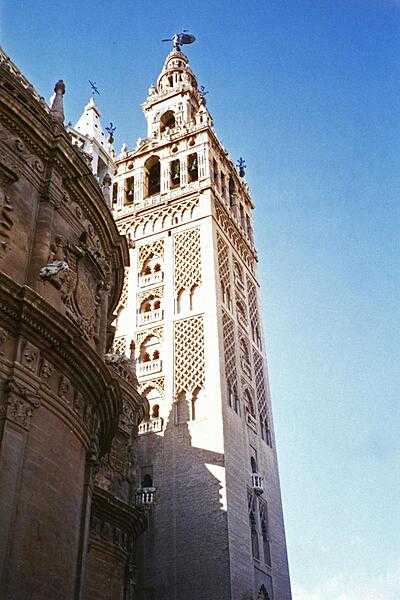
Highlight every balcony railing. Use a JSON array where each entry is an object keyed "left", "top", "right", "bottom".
[
  {"left": 137, "top": 359, "right": 162, "bottom": 376},
  {"left": 246, "top": 411, "right": 258, "bottom": 433},
  {"left": 138, "top": 309, "right": 163, "bottom": 326},
  {"left": 138, "top": 417, "right": 164, "bottom": 435},
  {"left": 251, "top": 473, "right": 264, "bottom": 495},
  {"left": 139, "top": 272, "right": 163, "bottom": 287},
  {"left": 135, "top": 487, "right": 156, "bottom": 508}
]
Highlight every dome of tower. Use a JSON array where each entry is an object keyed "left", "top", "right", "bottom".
[{"left": 156, "top": 50, "right": 197, "bottom": 93}]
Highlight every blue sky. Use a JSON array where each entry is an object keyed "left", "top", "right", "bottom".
[{"left": 2, "top": 1, "right": 400, "bottom": 598}]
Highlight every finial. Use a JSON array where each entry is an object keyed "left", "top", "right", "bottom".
[
  {"left": 237, "top": 157, "right": 246, "bottom": 178},
  {"left": 50, "top": 79, "right": 65, "bottom": 123},
  {"left": 162, "top": 31, "right": 196, "bottom": 52},
  {"left": 89, "top": 80, "right": 101, "bottom": 96},
  {"left": 105, "top": 122, "right": 116, "bottom": 144}
]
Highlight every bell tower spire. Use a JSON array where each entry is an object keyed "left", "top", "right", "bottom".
[{"left": 143, "top": 42, "right": 212, "bottom": 139}]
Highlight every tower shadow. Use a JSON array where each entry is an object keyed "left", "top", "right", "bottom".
[{"left": 135, "top": 396, "right": 230, "bottom": 600}]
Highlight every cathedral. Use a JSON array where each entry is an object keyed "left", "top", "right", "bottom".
[{"left": 0, "top": 41, "right": 291, "bottom": 600}]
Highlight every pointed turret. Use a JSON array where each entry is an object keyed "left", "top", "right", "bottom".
[
  {"left": 74, "top": 97, "right": 107, "bottom": 147},
  {"left": 50, "top": 79, "right": 65, "bottom": 123},
  {"left": 67, "top": 96, "right": 115, "bottom": 186},
  {"left": 142, "top": 49, "right": 212, "bottom": 139}
]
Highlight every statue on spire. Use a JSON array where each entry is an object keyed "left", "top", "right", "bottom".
[{"left": 162, "top": 31, "right": 196, "bottom": 52}]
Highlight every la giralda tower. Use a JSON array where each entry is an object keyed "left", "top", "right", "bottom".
[{"left": 111, "top": 41, "right": 292, "bottom": 600}]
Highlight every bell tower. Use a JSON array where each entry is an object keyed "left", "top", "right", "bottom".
[{"left": 111, "top": 42, "right": 292, "bottom": 600}]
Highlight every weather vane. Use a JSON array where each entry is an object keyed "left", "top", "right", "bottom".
[
  {"left": 199, "top": 85, "right": 208, "bottom": 105},
  {"left": 89, "top": 80, "right": 100, "bottom": 96},
  {"left": 237, "top": 157, "right": 246, "bottom": 178},
  {"left": 105, "top": 122, "right": 116, "bottom": 144},
  {"left": 162, "top": 31, "right": 196, "bottom": 52}
]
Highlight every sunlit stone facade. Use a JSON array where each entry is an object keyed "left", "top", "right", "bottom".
[{"left": 111, "top": 49, "right": 292, "bottom": 600}]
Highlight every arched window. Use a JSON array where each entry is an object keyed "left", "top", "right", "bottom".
[
  {"left": 228, "top": 176, "right": 235, "bottom": 207},
  {"left": 257, "top": 585, "right": 270, "bottom": 600},
  {"left": 144, "top": 155, "right": 160, "bottom": 197},
  {"left": 160, "top": 110, "right": 175, "bottom": 133},
  {"left": 152, "top": 404, "right": 160, "bottom": 418},
  {"left": 190, "top": 284, "right": 200, "bottom": 311},
  {"left": 154, "top": 262, "right": 161, "bottom": 272},
  {"left": 176, "top": 288, "right": 190, "bottom": 314},
  {"left": 227, "top": 382, "right": 233, "bottom": 408},
  {"left": 249, "top": 512, "right": 259, "bottom": 559},
  {"left": 250, "top": 457, "right": 257, "bottom": 473},
  {"left": 140, "top": 335, "right": 160, "bottom": 363},
  {"left": 261, "top": 517, "right": 272, "bottom": 566},
  {"left": 154, "top": 299, "right": 161, "bottom": 310}
]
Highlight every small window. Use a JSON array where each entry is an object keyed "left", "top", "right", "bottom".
[
  {"left": 112, "top": 182, "right": 118, "bottom": 205},
  {"left": 250, "top": 456, "right": 257, "bottom": 473},
  {"left": 160, "top": 110, "right": 176, "bottom": 133},
  {"left": 220, "top": 172, "right": 226, "bottom": 197},
  {"left": 152, "top": 404, "right": 160, "bottom": 418},
  {"left": 170, "top": 159, "right": 180, "bottom": 189},
  {"left": 229, "top": 176, "right": 235, "bottom": 207},
  {"left": 212, "top": 159, "right": 218, "bottom": 186},
  {"left": 188, "top": 153, "right": 198, "bottom": 182},
  {"left": 141, "top": 474, "right": 153, "bottom": 488},
  {"left": 124, "top": 176, "right": 134, "bottom": 205},
  {"left": 145, "top": 156, "right": 161, "bottom": 197}
]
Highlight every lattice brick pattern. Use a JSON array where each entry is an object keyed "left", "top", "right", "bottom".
[
  {"left": 217, "top": 233, "right": 230, "bottom": 288},
  {"left": 222, "top": 309, "right": 237, "bottom": 386},
  {"left": 247, "top": 277, "right": 258, "bottom": 330},
  {"left": 174, "top": 228, "right": 202, "bottom": 292},
  {"left": 113, "top": 335, "right": 127, "bottom": 356},
  {"left": 174, "top": 315, "right": 205, "bottom": 394},
  {"left": 118, "top": 268, "right": 129, "bottom": 309},
  {"left": 253, "top": 349, "right": 267, "bottom": 417},
  {"left": 138, "top": 239, "right": 164, "bottom": 270}
]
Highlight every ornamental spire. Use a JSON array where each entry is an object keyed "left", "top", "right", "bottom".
[{"left": 50, "top": 80, "right": 65, "bottom": 123}]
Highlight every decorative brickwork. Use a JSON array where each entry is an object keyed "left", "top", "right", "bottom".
[
  {"left": 120, "top": 196, "right": 199, "bottom": 239},
  {"left": 253, "top": 348, "right": 267, "bottom": 418},
  {"left": 113, "top": 335, "right": 127, "bottom": 356},
  {"left": 217, "top": 233, "right": 230, "bottom": 288},
  {"left": 174, "top": 315, "right": 205, "bottom": 394},
  {"left": 222, "top": 309, "right": 237, "bottom": 387},
  {"left": 174, "top": 227, "right": 202, "bottom": 293},
  {"left": 138, "top": 239, "right": 164, "bottom": 270}
]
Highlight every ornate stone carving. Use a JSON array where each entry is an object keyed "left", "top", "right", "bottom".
[
  {"left": 39, "top": 357, "right": 54, "bottom": 382},
  {"left": 0, "top": 326, "right": 8, "bottom": 346},
  {"left": 0, "top": 122, "right": 44, "bottom": 175},
  {"left": 105, "top": 353, "right": 138, "bottom": 389},
  {"left": 0, "top": 188, "right": 14, "bottom": 259},
  {"left": 0, "top": 380, "right": 40, "bottom": 429},
  {"left": 20, "top": 340, "right": 39, "bottom": 373},
  {"left": 39, "top": 260, "right": 69, "bottom": 280},
  {"left": 58, "top": 375, "right": 73, "bottom": 404},
  {"left": 222, "top": 309, "right": 237, "bottom": 388}
]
